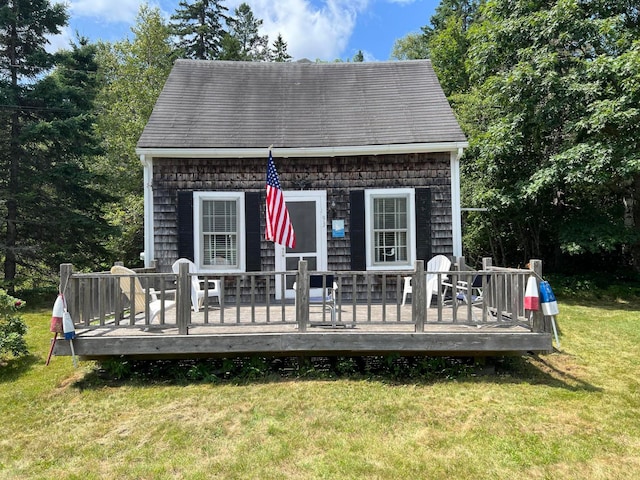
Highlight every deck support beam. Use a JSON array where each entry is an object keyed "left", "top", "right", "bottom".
[{"left": 52, "top": 330, "right": 552, "bottom": 359}]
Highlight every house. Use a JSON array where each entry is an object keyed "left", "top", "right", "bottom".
[
  {"left": 52, "top": 73, "right": 556, "bottom": 359},
  {"left": 136, "top": 59, "right": 468, "bottom": 300}
]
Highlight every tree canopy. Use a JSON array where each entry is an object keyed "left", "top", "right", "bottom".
[
  {"left": 0, "top": 1, "right": 114, "bottom": 290},
  {"left": 224, "top": 2, "right": 269, "bottom": 61},
  {"left": 443, "top": 0, "right": 640, "bottom": 270},
  {"left": 7, "top": 0, "right": 640, "bottom": 293},
  {"left": 170, "top": 0, "right": 229, "bottom": 60}
]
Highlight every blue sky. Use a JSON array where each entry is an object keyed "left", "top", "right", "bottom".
[{"left": 49, "top": 0, "right": 440, "bottom": 61}]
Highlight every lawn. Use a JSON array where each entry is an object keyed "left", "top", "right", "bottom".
[{"left": 1, "top": 295, "right": 639, "bottom": 479}]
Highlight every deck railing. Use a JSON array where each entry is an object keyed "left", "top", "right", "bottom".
[{"left": 58, "top": 257, "right": 549, "bottom": 336}]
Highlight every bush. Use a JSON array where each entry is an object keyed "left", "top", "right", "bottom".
[{"left": 0, "top": 289, "right": 28, "bottom": 358}]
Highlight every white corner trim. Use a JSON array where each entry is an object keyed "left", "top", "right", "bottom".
[
  {"left": 450, "top": 149, "right": 463, "bottom": 257},
  {"left": 141, "top": 155, "right": 155, "bottom": 268},
  {"left": 135, "top": 142, "right": 470, "bottom": 159}
]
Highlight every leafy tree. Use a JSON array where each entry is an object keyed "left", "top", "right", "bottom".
[
  {"left": 391, "top": 0, "right": 477, "bottom": 95},
  {"left": 0, "top": 289, "right": 26, "bottom": 358},
  {"left": 170, "top": 0, "right": 229, "bottom": 60},
  {"left": 95, "top": 5, "right": 175, "bottom": 265},
  {"left": 270, "top": 33, "right": 292, "bottom": 62},
  {"left": 423, "top": 0, "right": 479, "bottom": 36},
  {"left": 459, "top": 0, "right": 640, "bottom": 270},
  {"left": 225, "top": 2, "right": 269, "bottom": 61},
  {"left": 425, "top": 14, "right": 471, "bottom": 96},
  {"left": 391, "top": 32, "right": 429, "bottom": 60},
  {"left": 353, "top": 50, "right": 364, "bottom": 62}
]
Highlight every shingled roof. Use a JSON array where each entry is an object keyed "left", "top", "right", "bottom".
[{"left": 137, "top": 59, "right": 466, "bottom": 151}]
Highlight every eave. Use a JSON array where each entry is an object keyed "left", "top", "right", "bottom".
[{"left": 136, "top": 142, "right": 469, "bottom": 159}]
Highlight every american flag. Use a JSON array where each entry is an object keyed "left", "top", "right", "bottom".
[{"left": 265, "top": 151, "right": 296, "bottom": 248}]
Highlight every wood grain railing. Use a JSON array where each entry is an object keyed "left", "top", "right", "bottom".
[{"left": 58, "top": 257, "right": 549, "bottom": 336}]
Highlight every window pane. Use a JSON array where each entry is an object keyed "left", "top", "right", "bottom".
[
  {"left": 372, "top": 196, "right": 409, "bottom": 264},
  {"left": 286, "top": 201, "right": 316, "bottom": 253},
  {"left": 202, "top": 199, "right": 238, "bottom": 267}
]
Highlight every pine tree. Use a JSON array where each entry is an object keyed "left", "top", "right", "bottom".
[
  {"left": 225, "top": 2, "right": 269, "bottom": 61},
  {"left": 22, "top": 39, "right": 114, "bottom": 274},
  {"left": 0, "top": 0, "right": 67, "bottom": 290},
  {"left": 170, "top": 0, "right": 229, "bottom": 60},
  {"left": 270, "top": 33, "right": 292, "bottom": 62}
]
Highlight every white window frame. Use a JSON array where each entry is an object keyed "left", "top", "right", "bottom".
[
  {"left": 364, "top": 188, "right": 416, "bottom": 271},
  {"left": 193, "top": 192, "right": 246, "bottom": 273}
]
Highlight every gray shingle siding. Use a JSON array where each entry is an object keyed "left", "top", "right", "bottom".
[{"left": 151, "top": 153, "right": 452, "bottom": 273}]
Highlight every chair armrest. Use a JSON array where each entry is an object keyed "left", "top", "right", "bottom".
[{"left": 146, "top": 288, "right": 159, "bottom": 301}]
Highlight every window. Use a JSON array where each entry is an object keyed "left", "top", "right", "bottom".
[
  {"left": 194, "top": 192, "right": 245, "bottom": 272},
  {"left": 365, "top": 188, "right": 416, "bottom": 270}
]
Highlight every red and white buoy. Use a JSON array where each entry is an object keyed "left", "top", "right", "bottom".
[
  {"left": 46, "top": 294, "right": 65, "bottom": 366},
  {"left": 524, "top": 276, "right": 540, "bottom": 312}
]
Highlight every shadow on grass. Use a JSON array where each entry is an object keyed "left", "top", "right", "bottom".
[
  {"left": 0, "top": 354, "right": 40, "bottom": 383},
  {"left": 488, "top": 352, "right": 601, "bottom": 392},
  {"left": 71, "top": 351, "right": 600, "bottom": 393}
]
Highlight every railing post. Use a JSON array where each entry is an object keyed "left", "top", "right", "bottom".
[
  {"left": 482, "top": 257, "right": 493, "bottom": 322},
  {"left": 296, "top": 260, "right": 309, "bottom": 332},
  {"left": 413, "top": 260, "right": 426, "bottom": 332},
  {"left": 530, "top": 259, "right": 547, "bottom": 333},
  {"left": 177, "top": 261, "right": 191, "bottom": 335}
]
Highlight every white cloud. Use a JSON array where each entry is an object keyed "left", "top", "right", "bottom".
[
  {"left": 46, "top": 26, "right": 75, "bottom": 53},
  {"left": 229, "top": 0, "right": 370, "bottom": 61},
  {"left": 69, "top": 0, "right": 144, "bottom": 23},
  {"left": 61, "top": 0, "right": 376, "bottom": 61}
]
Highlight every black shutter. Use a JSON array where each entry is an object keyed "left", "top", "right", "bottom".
[
  {"left": 350, "top": 190, "right": 366, "bottom": 271},
  {"left": 245, "top": 191, "right": 262, "bottom": 272},
  {"left": 177, "top": 191, "right": 194, "bottom": 261},
  {"left": 415, "top": 188, "right": 432, "bottom": 263}
]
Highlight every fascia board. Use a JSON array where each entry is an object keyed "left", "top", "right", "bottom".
[{"left": 136, "top": 142, "right": 469, "bottom": 159}]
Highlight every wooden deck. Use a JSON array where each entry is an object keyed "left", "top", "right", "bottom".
[
  {"left": 52, "top": 302, "right": 552, "bottom": 359},
  {"left": 51, "top": 258, "right": 554, "bottom": 360}
]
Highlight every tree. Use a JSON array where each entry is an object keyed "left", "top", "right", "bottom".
[
  {"left": 353, "top": 50, "right": 364, "bottom": 62},
  {"left": 170, "top": 0, "right": 229, "bottom": 60},
  {"left": 425, "top": 14, "right": 471, "bottom": 96},
  {"left": 20, "top": 39, "right": 114, "bottom": 274},
  {"left": 1, "top": 0, "right": 66, "bottom": 289},
  {"left": 218, "top": 31, "right": 243, "bottom": 60},
  {"left": 224, "top": 2, "right": 269, "bottom": 61},
  {"left": 391, "top": 1, "right": 478, "bottom": 95},
  {"left": 459, "top": 0, "right": 640, "bottom": 270},
  {"left": 270, "top": 33, "right": 291, "bottom": 62},
  {"left": 0, "top": 289, "right": 27, "bottom": 358},
  {"left": 96, "top": 5, "right": 176, "bottom": 265},
  {"left": 391, "top": 33, "right": 429, "bottom": 60}
]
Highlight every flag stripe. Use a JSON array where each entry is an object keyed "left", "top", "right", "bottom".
[{"left": 265, "top": 152, "right": 296, "bottom": 248}]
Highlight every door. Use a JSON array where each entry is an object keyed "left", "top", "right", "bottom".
[{"left": 275, "top": 191, "right": 327, "bottom": 300}]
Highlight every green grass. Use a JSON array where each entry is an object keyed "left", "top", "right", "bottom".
[{"left": 2, "top": 294, "right": 640, "bottom": 479}]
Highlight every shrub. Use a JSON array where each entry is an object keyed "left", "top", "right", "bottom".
[{"left": 0, "top": 289, "right": 28, "bottom": 358}]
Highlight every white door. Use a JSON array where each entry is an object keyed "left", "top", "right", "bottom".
[{"left": 275, "top": 191, "right": 327, "bottom": 300}]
